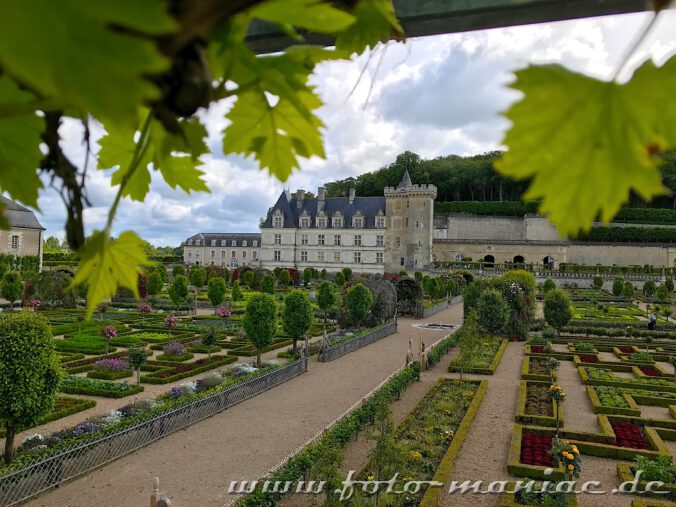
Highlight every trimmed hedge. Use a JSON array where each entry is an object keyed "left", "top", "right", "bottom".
[
  {"left": 140, "top": 355, "right": 237, "bottom": 384},
  {"left": 449, "top": 338, "right": 508, "bottom": 375},
  {"left": 0, "top": 397, "right": 96, "bottom": 438},
  {"left": 60, "top": 376, "right": 144, "bottom": 398},
  {"left": 578, "top": 226, "right": 676, "bottom": 243}
]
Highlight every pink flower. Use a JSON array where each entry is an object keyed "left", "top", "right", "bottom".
[
  {"left": 216, "top": 307, "right": 231, "bottom": 318},
  {"left": 138, "top": 303, "right": 152, "bottom": 314},
  {"left": 103, "top": 326, "right": 118, "bottom": 339},
  {"left": 164, "top": 314, "right": 178, "bottom": 328}
]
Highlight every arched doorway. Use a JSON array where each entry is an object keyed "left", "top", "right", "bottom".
[
  {"left": 513, "top": 255, "right": 525, "bottom": 264},
  {"left": 543, "top": 256, "right": 554, "bottom": 269},
  {"left": 483, "top": 254, "right": 495, "bottom": 267}
]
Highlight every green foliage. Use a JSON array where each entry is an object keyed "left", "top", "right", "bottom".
[
  {"left": 477, "top": 289, "right": 508, "bottom": 334},
  {"left": 317, "top": 281, "right": 336, "bottom": 322},
  {"left": 231, "top": 280, "right": 243, "bottom": 302},
  {"left": 242, "top": 270, "right": 255, "bottom": 288},
  {"left": 593, "top": 276, "right": 604, "bottom": 290},
  {"left": 666, "top": 278, "right": 674, "bottom": 292},
  {"left": 172, "top": 265, "right": 185, "bottom": 278},
  {"left": 612, "top": 277, "right": 625, "bottom": 297},
  {"left": 542, "top": 279, "right": 556, "bottom": 293},
  {"left": 341, "top": 267, "right": 353, "bottom": 281},
  {"left": 1, "top": 271, "right": 22, "bottom": 306},
  {"left": 335, "top": 271, "right": 345, "bottom": 287},
  {"left": 0, "top": 312, "right": 62, "bottom": 462},
  {"left": 303, "top": 267, "right": 313, "bottom": 284},
  {"left": 147, "top": 271, "right": 163, "bottom": 296},
  {"left": 243, "top": 293, "right": 278, "bottom": 366},
  {"left": 168, "top": 275, "right": 188, "bottom": 309},
  {"left": 207, "top": 276, "right": 227, "bottom": 308},
  {"left": 544, "top": 288, "right": 573, "bottom": 333},
  {"left": 278, "top": 269, "right": 290, "bottom": 286},
  {"left": 622, "top": 281, "right": 635, "bottom": 300},
  {"left": 260, "top": 274, "right": 276, "bottom": 295},
  {"left": 126, "top": 346, "right": 150, "bottom": 384},
  {"left": 496, "top": 57, "right": 676, "bottom": 236},
  {"left": 578, "top": 225, "right": 676, "bottom": 243},
  {"left": 634, "top": 455, "right": 676, "bottom": 484},
  {"left": 657, "top": 284, "right": 670, "bottom": 302},
  {"left": 345, "top": 283, "right": 373, "bottom": 327},
  {"left": 282, "top": 289, "right": 313, "bottom": 350},
  {"left": 189, "top": 266, "right": 207, "bottom": 288}
]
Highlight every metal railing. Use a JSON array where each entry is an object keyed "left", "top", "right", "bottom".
[
  {"left": 0, "top": 358, "right": 308, "bottom": 507},
  {"left": 422, "top": 300, "right": 449, "bottom": 318},
  {"left": 319, "top": 322, "right": 397, "bottom": 363}
]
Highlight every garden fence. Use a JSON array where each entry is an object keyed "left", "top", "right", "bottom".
[
  {"left": 0, "top": 358, "right": 308, "bottom": 507},
  {"left": 319, "top": 321, "right": 397, "bottom": 363},
  {"left": 422, "top": 300, "right": 449, "bottom": 318}
]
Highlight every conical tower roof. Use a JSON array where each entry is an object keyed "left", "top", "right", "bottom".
[{"left": 399, "top": 169, "right": 412, "bottom": 187}]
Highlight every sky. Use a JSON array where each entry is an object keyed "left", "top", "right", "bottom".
[{"left": 35, "top": 9, "right": 676, "bottom": 247}]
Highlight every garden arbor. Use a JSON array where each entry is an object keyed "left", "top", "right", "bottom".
[{"left": 395, "top": 278, "right": 424, "bottom": 318}]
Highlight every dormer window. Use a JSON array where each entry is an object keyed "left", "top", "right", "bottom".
[
  {"left": 221, "top": 240, "right": 226, "bottom": 246},
  {"left": 332, "top": 212, "right": 343, "bottom": 229},
  {"left": 352, "top": 211, "right": 364, "bottom": 229},
  {"left": 300, "top": 210, "right": 311, "bottom": 228},
  {"left": 273, "top": 210, "right": 284, "bottom": 228},
  {"left": 375, "top": 210, "right": 386, "bottom": 229},
  {"left": 187, "top": 240, "right": 193, "bottom": 245},
  {"left": 242, "top": 240, "right": 247, "bottom": 247},
  {"left": 231, "top": 240, "right": 236, "bottom": 246},
  {"left": 253, "top": 240, "right": 258, "bottom": 247},
  {"left": 211, "top": 240, "right": 216, "bottom": 246}
]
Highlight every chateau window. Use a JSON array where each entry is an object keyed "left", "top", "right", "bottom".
[
  {"left": 221, "top": 240, "right": 226, "bottom": 246},
  {"left": 11, "top": 235, "right": 19, "bottom": 251},
  {"left": 317, "top": 217, "right": 327, "bottom": 228},
  {"left": 187, "top": 240, "right": 193, "bottom": 245},
  {"left": 376, "top": 252, "right": 383, "bottom": 264},
  {"left": 334, "top": 251, "right": 340, "bottom": 263},
  {"left": 301, "top": 251, "right": 308, "bottom": 262},
  {"left": 274, "top": 234, "right": 281, "bottom": 245},
  {"left": 353, "top": 216, "right": 363, "bottom": 228},
  {"left": 242, "top": 251, "right": 247, "bottom": 258},
  {"left": 455, "top": 254, "right": 463, "bottom": 261},
  {"left": 376, "top": 235, "right": 384, "bottom": 247},
  {"left": 242, "top": 240, "right": 247, "bottom": 247},
  {"left": 300, "top": 217, "right": 310, "bottom": 228},
  {"left": 332, "top": 213, "right": 343, "bottom": 228},
  {"left": 317, "top": 251, "right": 324, "bottom": 262},
  {"left": 211, "top": 250, "right": 215, "bottom": 258},
  {"left": 274, "top": 250, "right": 281, "bottom": 262},
  {"left": 400, "top": 257, "right": 405, "bottom": 266},
  {"left": 318, "top": 234, "right": 325, "bottom": 246},
  {"left": 354, "top": 235, "right": 362, "bottom": 247},
  {"left": 232, "top": 250, "right": 236, "bottom": 258},
  {"left": 376, "top": 217, "right": 385, "bottom": 228},
  {"left": 301, "top": 234, "right": 308, "bottom": 245},
  {"left": 415, "top": 220, "right": 421, "bottom": 229},
  {"left": 354, "top": 252, "right": 361, "bottom": 264},
  {"left": 253, "top": 251, "right": 257, "bottom": 260},
  {"left": 395, "top": 237, "right": 401, "bottom": 248},
  {"left": 222, "top": 250, "right": 226, "bottom": 257},
  {"left": 334, "top": 235, "right": 341, "bottom": 246},
  {"left": 253, "top": 240, "right": 258, "bottom": 247},
  {"left": 231, "top": 240, "right": 236, "bottom": 246},
  {"left": 188, "top": 252, "right": 192, "bottom": 258},
  {"left": 273, "top": 212, "right": 283, "bottom": 228},
  {"left": 211, "top": 240, "right": 216, "bottom": 246}
]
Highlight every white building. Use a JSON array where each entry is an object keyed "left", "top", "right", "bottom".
[{"left": 183, "top": 233, "right": 261, "bottom": 269}]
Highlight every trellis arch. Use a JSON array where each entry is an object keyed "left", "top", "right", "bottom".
[
  {"left": 395, "top": 278, "right": 424, "bottom": 318},
  {"left": 360, "top": 278, "right": 397, "bottom": 324}
]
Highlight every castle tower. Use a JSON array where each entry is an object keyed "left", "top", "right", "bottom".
[{"left": 384, "top": 170, "right": 437, "bottom": 273}]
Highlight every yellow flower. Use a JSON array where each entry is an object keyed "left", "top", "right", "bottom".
[
  {"left": 571, "top": 445, "right": 579, "bottom": 454},
  {"left": 367, "top": 475, "right": 375, "bottom": 481},
  {"left": 568, "top": 464, "right": 575, "bottom": 471}
]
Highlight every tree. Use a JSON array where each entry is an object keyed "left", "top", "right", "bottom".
[
  {"left": 172, "top": 265, "right": 185, "bottom": 278},
  {"left": 303, "top": 267, "right": 313, "bottom": 285},
  {"left": 544, "top": 288, "right": 573, "bottom": 334},
  {"left": 202, "top": 329, "right": 218, "bottom": 358},
  {"left": 367, "top": 397, "right": 403, "bottom": 506},
  {"left": 643, "top": 280, "right": 657, "bottom": 298},
  {"left": 222, "top": 268, "right": 231, "bottom": 284},
  {"left": 593, "top": 276, "right": 604, "bottom": 290},
  {"left": 127, "top": 346, "right": 149, "bottom": 385},
  {"left": 542, "top": 279, "right": 556, "bottom": 293},
  {"left": 243, "top": 293, "right": 278, "bottom": 367},
  {"left": 657, "top": 284, "right": 670, "bottom": 302},
  {"left": 427, "top": 277, "right": 442, "bottom": 299},
  {"left": 231, "top": 280, "right": 243, "bottom": 302},
  {"left": 261, "top": 274, "right": 276, "bottom": 294},
  {"left": 320, "top": 269, "right": 328, "bottom": 280},
  {"left": 168, "top": 275, "right": 188, "bottom": 310},
  {"left": 666, "top": 278, "right": 675, "bottom": 292},
  {"left": 317, "top": 281, "right": 336, "bottom": 325},
  {"left": 283, "top": 290, "right": 313, "bottom": 352},
  {"left": 414, "top": 271, "right": 423, "bottom": 282},
  {"left": 1, "top": 271, "right": 22, "bottom": 308},
  {"left": 622, "top": 281, "right": 635, "bottom": 300},
  {"left": 341, "top": 267, "right": 352, "bottom": 281},
  {"left": 242, "top": 270, "right": 255, "bottom": 288},
  {"left": 662, "top": 307, "right": 673, "bottom": 323},
  {"left": 612, "top": 277, "right": 625, "bottom": 297},
  {"left": 189, "top": 266, "right": 207, "bottom": 288},
  {"left": 335, "top": 271, "right": 345, "bottom": 287},
  {"left": 477, "top": 289, "right": 508, "bottom": 335},
  {"left": 0, "top": 312, "right": 62, "bottom": 463},
  {"left": 207, "top": 276, "right": 226, "bottom": 312},
  {"left": 147, "top": 271, "right": 163, "bottom": 296},
  {"left": 345, "top": 283, "right": 373, "bottom": 328},
  {"left": 278, "top": 269, "right": 290, "bottom": 286}
]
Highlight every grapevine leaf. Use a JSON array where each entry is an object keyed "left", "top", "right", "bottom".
[
  {"left": 335, "top": 0, "right": 403, "bottom": 55},
  {"left": 98, "top": 125, "right": 152, "bottom": 201},
  {"left": 0, "top": 77, "right": 43, "bottom": 207},
  {"left": 72, "top": 230, "right": 151, "bottom": 318},
  {"left": 496, "top": 60, "right": 676, "bottom": 236},
  {"left": 0, "top": 1, "right": 176, "bottom": 128},
  {"left": 252, "top": 0, "right": 355, "bottom": 34},
  {"left": 223, "top": 89, "right": 325, "bottom": 181}
]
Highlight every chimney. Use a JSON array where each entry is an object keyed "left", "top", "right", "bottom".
[
  {"left": 348, "top": 187, "right": 355, "bottom": 204},
  {"left": 296, "top": 189, "right": 305, "bottom": 209},
  {"left": 317, "top": 186, "right": 325, "bottom": 213}
]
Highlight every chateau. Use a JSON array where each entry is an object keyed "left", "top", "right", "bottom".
[
  {"left": 0, "top": 196, "right": 44, "bottom": 263},
  {"left": 183, "top": 171, "right": 676, "bottom": 273}
]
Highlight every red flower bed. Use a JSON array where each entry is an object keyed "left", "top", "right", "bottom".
[
  {"left": 531, "top": 346, "right": 545, "bottom": 354},
  {"left": 579, "top": 355, "right": 598, "bottom": 363},
  {"left": 640, "top": 366, "right": 659, "bottom": 377},
  {"left": 619, "top": 346, "right": 633, "bottom": 353},
  {"left": 611, "top": 421, "right": 650, "bottom": 449},
  {"left": 521, "top": 432, "right": 553, "bottom": 467}
]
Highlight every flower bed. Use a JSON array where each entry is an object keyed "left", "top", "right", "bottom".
[
  {"left": 520, "top": 432, "right": 553, "bottom": 467},
  {"left": 640, "top": 366, "right": 660, "bottom": 377},
  {"left": 521, "top": 357, "right": 551, "bottom": 381},
  {"left": 580, "top": 367, "right": 676, "bottom": 393},
  {"left": 155, "top": 353, "right": 194, "bottom": 362},
  {"left": 611, "top": 421, "right": 650, "bottom": 449},
  {"left": 60, "top": 376, "right": 144, "bottom": 398},
  {"left": 140, "top": 355, "right": 237, "bottom": 384},
  {"left": 578, "top": 355, "right": 598, "bottom": 364},
  {"left": 86, "top": 358, "right": 133, "bottom": 380},
  {"left": 0, "top": 397, "right": 96, "bottom": 438},
  {"left": 448, "top": 336, "right": 508, "bottom": 375}
]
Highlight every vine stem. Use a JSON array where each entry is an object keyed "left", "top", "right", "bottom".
[
  {"left": 105, "top": 113, "right": 153, "bottom": 233},
  {"left": 611, "top": 10, "right": 661, "bottom": 82}
]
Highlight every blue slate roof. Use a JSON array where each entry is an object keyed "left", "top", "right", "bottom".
[
  {"left": 262, "top": 191, "right": 386, "bottom": 229},
  {"left": 185, "top": 232, "right": 260, "bottom": 247}
]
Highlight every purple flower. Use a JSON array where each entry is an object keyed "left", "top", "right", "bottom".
[
  {"left": 103, "top": 326, "right": 118, "bottom": 339},
  {"left": 168, "top": 386, "right": 185, "bottom": 399},
  {"left": 94, "top": 358, "right": 129, "bottom": 372},
  {"left": 163, "top": 341, "right": 186, "bottom": 356},
  {"left": 138, "top": 303, "right": 152, "bottom": 314},
  {"left": 72, "top": 422, "right": 100, "bottom": 436},
  {"left": 164, "top": 314, "right": 178, "bottom": 328},
  {"left": 30, "top": 299, "right": 42, "bottom": 310},
  {"left": 216, "top": 307, "right": 231, "bottom": 318},
  {"left": 192, "top": 338, "right": 203, "bottom": 347}
]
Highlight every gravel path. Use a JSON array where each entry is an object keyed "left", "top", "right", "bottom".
[
  {"left": 24, "top": 305, "right": 463, "bottom": 507},
  {"left": 438, "top": 341, "right": 524, "bottom": 507},
  {"left": 557, "top": 360, "right": 598, "bottom": 433}
]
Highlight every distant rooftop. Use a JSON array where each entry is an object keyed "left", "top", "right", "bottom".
[{"left": 1, "top": 196, "right": 45, "bottom": 230}]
